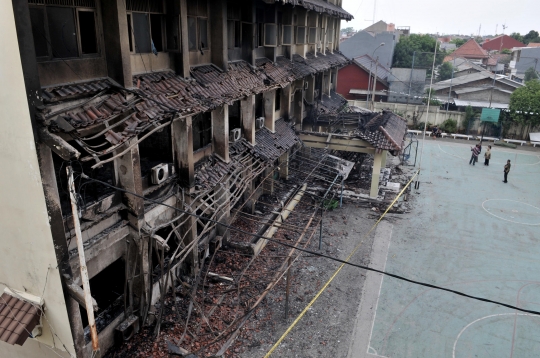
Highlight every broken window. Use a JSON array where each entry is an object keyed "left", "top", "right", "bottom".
[
  {"left": 28, "top": 1, "right": 99, "bottom": 60},
  {"left": 187, "top": 0, "right": 208, "bottom": 51},
  {"left": 255, "top": 8, "right": 264, "bottom": 48},
  {"left": 227, "top": 5, "right": 241, "bottom": 49},
  {"left": 255, "top": 93, "right": 264, "bottom": 118},
  {"left": 125, "top": 0, "right": 165, "bottom": 54},
  {"left": 193, "top": 112, "right": 212, "bottom": 151},
  {"left": 229, "top": 101, "right": 241, "bottom": 130}
]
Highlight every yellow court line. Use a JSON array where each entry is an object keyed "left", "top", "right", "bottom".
[{"left": 264, "top": 169, "right": 420, "bottom": 357}]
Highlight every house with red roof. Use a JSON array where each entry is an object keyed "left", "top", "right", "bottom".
[
  {"left": 482, "top": 35, "right": 525, "bottom": 51},
  {"left": 444, "top": 39, "right": 488, "bottom": 62}
]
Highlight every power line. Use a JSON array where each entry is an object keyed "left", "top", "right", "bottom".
[{"left": 79, "top": 172, "right": 540, "bottom": 317}]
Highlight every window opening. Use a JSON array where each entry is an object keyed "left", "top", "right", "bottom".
[
  {"left": 29, "top": 1, "right": 98, "bottom": 60},
  {"left": 187, "top": 0, "right": 208, "bottom": 52},
  {"left": 229, "top": 101, "right": 241, "bottom": 130},
  {"left": 193, "top": 112, "right": 212, "bottom": 151},
  {"left": 227, "top": 6, "right": 241, "bottom": 49},
  {"left": 256, "top": 8, "right": 264, "bottom": 48},
  {"left": 255, "top": 93, "right": 264, "bottom": 118},
  {"left": 132, "top": 13, "right": 152, "bottom": 53},
  {"left": 297, "top": 26, "right": 306, "bottom": 44}
]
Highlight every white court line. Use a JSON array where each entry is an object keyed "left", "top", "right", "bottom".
[
  {"left": 482, "top": 199, "right": 540, "bottom": 226},
  {"left": 452, "top": 313, "right": 540, "bottom": 358},
  {"left": 437, "top": 144, "right": 540, "bottom": 166},
  {"left": 366, "top": 227, "right": 393, "bottom": 356}
]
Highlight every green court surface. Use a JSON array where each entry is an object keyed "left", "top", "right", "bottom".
[{"left": 367, "top": 141, "right": 540, "bottom": 358}]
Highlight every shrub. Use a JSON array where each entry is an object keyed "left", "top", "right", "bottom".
[{"left": 441, "top": 118, "right": 457, "bottom": 133}]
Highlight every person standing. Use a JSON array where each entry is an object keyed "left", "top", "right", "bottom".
[
  {"left": 469, "top": 144, "right": 480, "bottom": 165},
  {"left": 503, "top": 159, "right": 511, "bottom": 183},
  {"left": 484, "top": 145, "right": 492, "bottom": 166}
]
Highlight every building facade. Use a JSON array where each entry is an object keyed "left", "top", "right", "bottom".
[{"left": 2, "top": 0, "right": 352, "bottom": 357}]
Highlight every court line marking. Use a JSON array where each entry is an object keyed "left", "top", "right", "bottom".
[
  {"left": 437, "top": 144, "right": 540, "bottom": 166},
  {"left": 482, "top": 199, "right": 540, "bottom": 226},
  {"left": 452, "top": 313, "right": 540, "bottom": 358}
]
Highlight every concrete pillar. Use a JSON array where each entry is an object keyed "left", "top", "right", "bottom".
[
  {"left": 181, "top": 194, "right": 199, "bottom": 274},
  {"left": 172, "top": 116, "right": 194, "bottom": 188},
  {"left": 282, "top": 84, "right": 292, "bottom": 121},
  {"left": 212, "top": 105, "right": 229, "bottom": 162},
  {"left": 175, "top": 0, "right": 190, "bottom": 78},
  {"left": 323, "top": 70, "right": 331, "bottom": 96},
  {"left": 263, "top": 168, "right": 274, "bottom": 195},
  {"left": 279, "top": 151, "right": 289, "bottom": 180},
  {"left": 241, "top": 95, "right": 256, "bottom": 145},
  {"left": 114, "top": 138, "right": 145, "bottom": 228},
  {"left": 215, "top": 183, "right": 231, "bottom": 242},
  {"left": 294, "top": 89, "right": 304, "bottom": 128},
  {"left": 101, "top": 0, "right": 132, "bottom": 88},
  {"left": 306, "top": 76, "right": 315, "bottom": 103},
  {"left": 370, "top": 151, "right": 383, "bottom": 198},
  {"left": 210, "top": 0, "right": 228, "bottom": 71},
  {"left": 381, "top": 150, "right": 388, "bottom": 168},
  {"left": 264, "top": 90, "right": 276, "bottom": 132}
]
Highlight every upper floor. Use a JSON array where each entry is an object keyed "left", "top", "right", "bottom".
[{"left": 23, "top": 0, "right": 352, "bottom": 87}]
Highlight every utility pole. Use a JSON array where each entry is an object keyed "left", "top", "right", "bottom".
[{"left": 405, "top": 51, "right": 416, "bottom": 113}]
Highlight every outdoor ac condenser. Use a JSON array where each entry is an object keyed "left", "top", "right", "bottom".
[
  {"left": 255, "top": 117, "right": 264, "bottom": 129},
  {"left": 151, "top": 163, "right": 169, "bottom": 185},
  {"left": 229, "top": 128, "right": 242, "bottom": 142}
]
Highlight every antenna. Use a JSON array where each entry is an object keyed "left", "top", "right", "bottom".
[
  {"left": 373, "top": 0, "right": 377, "bottom": 25},
  {"left": 478, "top": 24, "right": 481, "bottom": 37},
  {"left": 502, "top": 24, "right": 507, "bottom": 35},
  {"left": 495, "top": 24, "right": 498, "bottom": 35}
]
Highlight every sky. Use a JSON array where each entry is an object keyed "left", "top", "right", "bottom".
[{"left": 340, "top": 0, "right": 538, "bottom": 36}]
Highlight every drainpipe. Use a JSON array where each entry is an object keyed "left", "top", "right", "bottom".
[{"left": 67, "top": 166, "right": 101, "bottom": 358}]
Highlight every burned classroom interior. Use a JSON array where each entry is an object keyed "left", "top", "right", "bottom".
[{"left": 2, "top": 0, "right": 407, "bottom": 356}]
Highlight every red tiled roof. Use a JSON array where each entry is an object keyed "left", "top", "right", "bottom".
[
  {"left": 482, "top": 35, "right": 525, "bottom": 51},
  {"left": 528, "top": 43, "right": 540, "bottom": 48},
  {"left": 450, "top": 39, "right": 488, "bottom": 59},
  {"left": 0, "top": 292, "right": 41, "bottom": 346}
]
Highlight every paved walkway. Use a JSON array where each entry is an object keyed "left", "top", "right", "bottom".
[{"left": 348, "top": 140, "right": 540, "bottom": 358}]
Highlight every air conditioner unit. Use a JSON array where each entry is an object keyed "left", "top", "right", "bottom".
[
  {"left": 255, "top": 117, "right": 265, "bottom": 129},
  {"left": 229, "top": 128, "right": 241, "bottom": 142},
  {"left": 151, "top": 163, "right": 169, "bottom": 185}
]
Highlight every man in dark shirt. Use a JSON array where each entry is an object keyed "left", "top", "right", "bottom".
[{"left": 503, "top": 160, "right": 511, "bottom": 183}]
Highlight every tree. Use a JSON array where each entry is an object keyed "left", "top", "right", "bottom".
[
  {"left": 523, "top": 30, "right": 540, "bottom": 45},
  {"left": 450, "top": 38, "right": 467, "bottom": 47},
  {"left": 340, "top": 27, "right": 355, "bottom": 35},
  {"left": 509, "top": 79, "right": 540, "bottom": 138},
  {"left": 510, "top": 32, "right": 524, "bottom": 43},
  {"left": 392, "top": 34, "right": 445, "bottom": 76},
  {"left": 524, "top": 67, "right": 539, "bottom": 82},
  {"left": 437, "top": 62, "right": 453, "bottom": 81}
]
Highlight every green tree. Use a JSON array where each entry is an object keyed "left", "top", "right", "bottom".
[
  {"left": 524, "top": 67, "right": 539, "bottom": 82},
  {"left": 340, "top": 27, "right": 355, "bottom": 35},
  {"left": 437, "top": 62, "right": 453, "bottom": 81},
  {"left": 501, "top": 48, "right": 512, "bottom": 54},
  {"left": 423, "top": 88, "right": 441, "bottom": 106},
  {"left": 509, "top": 79, "right": 540, "bottom": 138},
  {"left": 392, "top": 34, "right": 445, "bottom": 76},
  {"left": 523, "top": 30, "right": 540, "bottom": 45},
  {"left": 510, "top": 32, "right": 524, "bottom": 43},
  {"left": 450, "top": 38, "right": 467, "bottom": 47}
]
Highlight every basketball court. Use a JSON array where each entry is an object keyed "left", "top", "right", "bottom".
[{"left": 348, "top": 140, "right": 540, "bottom": 358}]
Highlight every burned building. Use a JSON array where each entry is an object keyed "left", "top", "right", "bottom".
[{"left": 1, "top": 0, "right": 354, "bottom": 357}]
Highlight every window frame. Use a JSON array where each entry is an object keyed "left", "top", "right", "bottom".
[
  {"left": 126, "top": 10, "right": 166, "bottom": 54},
  {"left": 193, "top": 112, "right": 212, "bottom": 151},
  {"left": 29, "top": 4, "right": 100, "bottom": 61},
  {"left": 282, "top": 25, "right": 293, "bottom": 45},
  {"left": 187, "top": 15, "right": 209, "bottom": 52},
  {"left": 296, "top": 26, "right": 307, "bottom": 44}
]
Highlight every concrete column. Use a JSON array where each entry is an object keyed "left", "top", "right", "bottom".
[
  {"left": 279, "top": 151, "right": 289, "bottom": 180},
  {"left": 282, "top": 84, "right": 292, "bottom": 121},
  {"left": 263, "top": 168, "right": 274, "bottom": 195},
  {"left": 294, "top": 89, "right": 304, "bottom": 129},
  {"left": 241, "top": 95, "right": 256, "bottom": 145},
  {"left": 175, "top": 0, "right": 190, "bottom": 78},
  {"left": 101, "top": 0, "right": 132, "bottom": 88},
  {"left": 381, "top": 150, "right": 388, "bottom": 168},
  {"left": 212, "top": 105, "right": 230, "bottom": 163},
  {"left": 305, "top": 76, "right": 315, "bottom": 103},
  {"left": 370, "top": 150, "right": 383, "bottom": 198},
  {"left": 210, "top": 0, "right": 228, "bottom": 71},
  {"left": 181, "top": 194, "right": 199, "bottom": 274},
  {"left": 172, "top": 116, "right": 194, "bottom": 188},
  {"left": 264, "top": 90, "right": 276, "bottom": 132},
  {"left": 114, "top": 138, "right": 145, "bottom": 228},
  {"left": 215, "top": 183, "right": 231, "bottom": 242}
]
